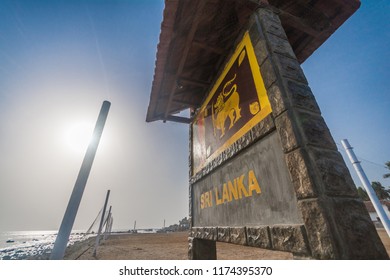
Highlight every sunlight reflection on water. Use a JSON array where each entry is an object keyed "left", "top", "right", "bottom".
[{"left": 0, "top": 231, "right": 93, "bottom": 260}]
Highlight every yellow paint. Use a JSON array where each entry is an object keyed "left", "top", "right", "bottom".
[
  {"left": 228, "top": 180, "right": 238, "bottom": 201},
  {"left": 212, "top": 74, "right": 241, "bottom": 139},
  {"left": 200, "top": 190, "right": 213, "bottom": 209},
  {"left": 222, "top": 183, "right": 230, "bottom": 203},
  {"left": 248, "top": 169, "right": 261, "bottom": 195},
  {"left": 215, "top": 188, "right": 223, "bottom": 205},
  {"left": 200, "top": 169, "right": 262, "bottom": 209},
  {"left": 192, "top": 32, "right": 272, "bottom": 175},
  {"left": 236, "top": 174, "right": 248, "bottom": 199}
]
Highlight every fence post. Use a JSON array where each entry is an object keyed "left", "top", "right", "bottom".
[{"left": 93, "top": 190, "right": 110, "bottom": 257}]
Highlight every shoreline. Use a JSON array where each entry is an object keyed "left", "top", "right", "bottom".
[{"left": 0, "top": 231, "right": 92, "bottom": 260}]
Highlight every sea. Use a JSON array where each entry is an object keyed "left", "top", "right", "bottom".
[
  {"left": 0, "top": 230, "right": 93, "bottom": 260},
  {"left": 0, "top": 228, "right": 160, "bottom": 260}
]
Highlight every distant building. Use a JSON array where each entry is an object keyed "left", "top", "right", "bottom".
[
  {"left": 178, "top": 217, "right": 190, "bottom": 230},
  {"left": 159, "top": 217, "right": 190, "bottom": 232},
  {"left": 363, "top": 200, "right": 390, "bottom": 227}
]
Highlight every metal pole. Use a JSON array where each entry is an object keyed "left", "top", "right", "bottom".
[
  {"left": 108, "top": 216, "right": 112, "bottom": 235},
  {"left": 104, "top": 206, "right": 112, "bottom": 228},
  {"left": 103, "top": 206, "right": 112, "bottom": 240},
  {"left": 341, "top": 139, "right": 390, "bottom": 237},
  {"left": 103, "top": 213, "right": 111, "bottom": 240},
  {"left": 50, "top": 101, "right": 111, "bottom": 260},
  {"left": 109, "top": 217, "right": 113, "bottom": 234},
  {"left": 93, "top": 190, "right": 110, "bottom": 257}
]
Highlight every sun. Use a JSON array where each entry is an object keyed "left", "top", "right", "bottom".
[{"left": 64, "top": 122, "right": 94, "bottom": 154}]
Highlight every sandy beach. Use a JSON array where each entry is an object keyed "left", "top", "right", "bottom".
[{"left": 63, "top": 229, "right": 390, "bottom": 260}]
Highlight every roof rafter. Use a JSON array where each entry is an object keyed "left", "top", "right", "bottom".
[
  {"left": 163, "top": 0, "right": 207, "bottom": 121},
  {"left": 178, "top": 77, "right": 211, "bottom": 88},
  {"left": 146, "top": 0, "right": 361, "bottom": 124}
]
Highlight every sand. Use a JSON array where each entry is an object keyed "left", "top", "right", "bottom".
[
  {"left": 377, "top": 228, "right": 390, "bottom": 254},
  {"left": 64, "top": 232, "right": 292, "bottom": 260},
  {"left": 63, "top": 229, "right": 390, "bottom": 260}
]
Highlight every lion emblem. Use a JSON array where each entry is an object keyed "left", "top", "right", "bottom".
[{"left": 212, "top": 74, "right": 241, "bottom": 138}]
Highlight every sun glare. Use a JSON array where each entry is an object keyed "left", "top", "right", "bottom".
[{"left": 64, "top": 122, "right": 94, "bottom": 154}]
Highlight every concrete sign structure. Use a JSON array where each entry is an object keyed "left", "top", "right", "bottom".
[
  {"left": 191, "top": 33, "right": 300, "bottom": 230},
  {"left": 147, "top": 0, "right": 388, "bottom": 259}
]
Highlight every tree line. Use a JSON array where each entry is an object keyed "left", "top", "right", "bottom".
[{"left": 356, "top": 161, "right": 390, "bottom": 201}]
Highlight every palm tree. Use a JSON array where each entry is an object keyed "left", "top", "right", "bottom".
[
  {"left": 384, "top": 161, "right": 390, "bottom": 179},
  {"left": 357, "top": 187, "right": 369, "bottom": 201},
  {"left": 371, "top": 181, "right": 390, "bottom": 200}
]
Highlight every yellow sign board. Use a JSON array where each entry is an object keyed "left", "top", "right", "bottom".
[{"left": 192, "top": 32, "right": 272, "bottom": 175}]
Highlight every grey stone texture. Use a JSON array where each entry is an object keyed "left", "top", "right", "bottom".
[
  {"left": 191, "top": 227, "right": 217, "bottom": 241},
  {"left": 310, "top": 148, "right": 358, "bottom": 197},
  {"left": 259, "top": 57, "right": 278, "bottom": 88},
  {"left": 250, "top": 6, "right": 388, "bottom": 259},
  {"left": 298, "top": 112, "right": 336, "bottom": 149},
  {"left": 246, "top": 226, "right": 271, "bottom": 249},
  {"left": 188, "top": 237, "right": 217, "bottom": 260},
  {"left": 266, "top": 84, "right": 287, "bottom": 117},
  {"left": 286, "top": 148, "right": 318, "bottom": 199},
  {"left": 230, "top": 227, "right": 247, "bottom": 245},
  {"left": 329, "top": 198, "right": 389, "bottom": 259},
  {"left": 190, "top": 225, "right": 311, "bottom": 256},
  {"left": 298, "top": 198, "right": 338, "bottom": 259},
  {"left": 270, "top": 225, "right": 310, "bottom": 255},
  {"left": 286, "top": 80, "right": 320, "bottom": 114},
  {"left": 275, "top": 112, "right": 300, "bottom": 153},
  {"left": 274, "top": 53, "right": 308, "bottom": 84},
  {"left": 189, "top": 7, "right": 388, "bottom": 259},
  {"left": 217, "top": 227, "right": 230, "bottom": 243}
]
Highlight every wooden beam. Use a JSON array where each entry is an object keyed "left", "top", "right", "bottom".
[
  {"left": 165, "top": 115, "right": 192, "bottom": 124},
  {"left": 192, "top": 40, "right": 225, "bottom": 55},
  {"left": 178, "top": 77, "right": 210, "bottom": 88},
  {"left": 163, "top": 0, "right": 206, "bottom": 121},
  {"left": 172, "top": 98, "right": 200, "bottom": 108},
  {"left": 274, "top": 8, "right": 324, "bottom": 37}
]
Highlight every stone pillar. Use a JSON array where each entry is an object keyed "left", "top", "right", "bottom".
[
  {"left": 248, "top": 7, "right": 388, "bottom": 259},
  {"left": 188, "top": 6, "right": 388, "bottom": 260},
  {"left": 188, "top": 237, "right": 217, "bottom": 260}
]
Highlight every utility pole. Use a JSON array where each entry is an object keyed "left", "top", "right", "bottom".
[
  {"left": 341, "top": 139, "right": 390, "bottom": 237},
  {"left": 50, "top": 101, "right": 111, "bottom": 260}
]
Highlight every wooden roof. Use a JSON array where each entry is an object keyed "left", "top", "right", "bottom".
[{"left": 146, "top": 0, "right": 360, "bottom": 123}]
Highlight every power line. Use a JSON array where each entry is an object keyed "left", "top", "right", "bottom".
[
  {"left": 358, "top": 157, "right": 387, "bottom": 169},
  {"left": 336, "top": 142, "right": 387, "bottom": 169}
]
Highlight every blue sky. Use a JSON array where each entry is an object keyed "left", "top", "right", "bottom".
[
  {"left": 0, "top": 0, "right": 389, "bottom": 231},
  {"left": 302, "top": 0, "right": 390, "bottom": 189}
]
